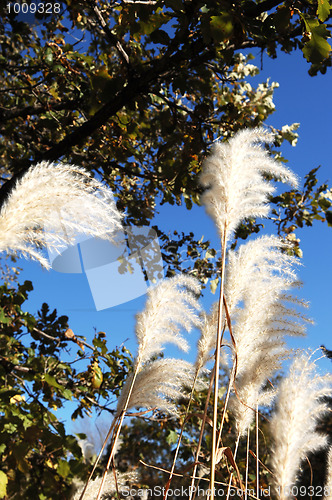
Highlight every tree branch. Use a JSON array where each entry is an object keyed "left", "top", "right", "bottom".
[
  {"left": 0, "top": 37, "right": 214, "bottom": 209},
  {"left": 244, "top": 0, "right": 284, "bottom": 18},
  {"left": 88, "top": 0, "right": 130, "bottom": 65},
  {"left": 0, "top": 98, "right": 82, "bottom": 122}
]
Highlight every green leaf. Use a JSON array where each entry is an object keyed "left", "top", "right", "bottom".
[
  {"left": 318, "top": 196, "right": 332, "bottom": 210},
  {"left": 302, "top": 18, "right": 331, "bottom": 63},
  {"left": 57, "top": 459, "right": 70, "bottom": 479},
  {"left": 62, "top": 389, "right": 73, "bottom": 400},
  {"left": 205, "top": 248, "right": 216, "bottom": 259},
  {"left": 273, "top": 6, "right": 291, "bottom": 32},
  {"left": 44, "top": 47, "right": 53, "bottom": 65},
  {"left": 90, "top": 68, "right": 112, "bottom": 91},
  {"left": 317, "top": 0, "right": 331, "bottom": 22},
  {"left": 325, "top": 210, "right": 332, "bottom": 225},
  {"left": 0, "top": 471, "right": 8, "bottom": 499},
  {"left": 44, "top": 373, "right": 63, "bottom": 390},
  {"left": 210, "top": 13, "right": 234, "bottom": 42},
  {"left": 210, "top": 277, "right": 219, "bottom": 294},
  {"left": 3, "top": 422, "right": 17, "bottom": 434},
  {"left": 91, "top": 362, "right": 103, "bottom": 389},
  {"left": 166, "top": 429, "right": 178, "bottom": 445},
  {"left": 22, "top": 280, "right": 33, "bottom": 292},
  {"left": 0, "top": 307, "right": 12, "bottom": 325}
]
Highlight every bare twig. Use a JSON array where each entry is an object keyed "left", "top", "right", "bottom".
[{"left": 89, "top": 1, "right": 130, "bottom": 65}]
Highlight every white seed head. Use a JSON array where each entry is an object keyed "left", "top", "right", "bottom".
[
  {"left": 135, "top": 274, "right": 202, "bottom": 365},
  {"left": 271, "top": 351, "right": 332, "bottom": 498},
  {"left": 0, "top": 161, "right": 122, "bottom": 267},
  {"left": 200, "top": 128, "right": 298, "bottom": 241}
]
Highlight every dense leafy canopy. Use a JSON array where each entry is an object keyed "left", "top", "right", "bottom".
[
  {"left": 0, "top": 280, "right": 132, "bottom": 498},
  {"left": 1, "top": 0, "right": 332, "bottom": 274},
  {"left": 1, "top": 0, "right": 332, "bottom": 497}
]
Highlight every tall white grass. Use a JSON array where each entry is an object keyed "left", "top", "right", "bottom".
[
  {"left": 134, "top": 274, "right": 202, "bottom": 366},
  {"left": 116, "top": 358, "right": 195, "bottom": 418},
  {"left": 224, "top": 235, "right": 299, "bottom": 315},
  {"left": 80, "top": 275, "right": 202, "bottom": 500},
  {"left": 200, "top": 128, "right": 298, "bottom": 243},
  {"left": 0, "top": 161, "right": 122, "bottom": 267},
  {"left": 116, "top": 274, "right": 202, "bottom": 424},
  {"left": 199, "top": 128, "right": 300, "bottom": 497},
  {"left": 195, "top": 305, "right": 221, "bottom": 373},
  {"left": 227, "top": 237, "right": 311, "bottom": 437},
  {"left": 271, "top": 351, "right": 332, "bottom": 499}
]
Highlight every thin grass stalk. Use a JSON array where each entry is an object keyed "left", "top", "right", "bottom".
[
  {"left": 256, "top": 404, "right": 259, "bottom": 500},
  {"left": 95, "top": 366, "right": 140, "bottom": 500},
  {"left": 245, "top": 429, "right": 250, "bottom": 500},
  {"left": 210, "top": 230, "right": 228, "bottom": 499},
  {"left": 225, "top": 434, "right": 241, "bottom": 500},
  {"left": 95, "top": 417, "right": 123, "bottom": 500},
  {"left": 163, "top": 371, "right": 199, "bottom": 500},
  {"left": 189, "top": 366, "right": 215, "bottom": 500},
  {"left": 215, "top": 362, "right": 236, "bottom": 455},
  {"left": 215, "top": 296, "right": 237, "bottom": 451},
  {"left": 80, "top": 366, "right": 139, "bottom": 500},
  {"left": 78, "top": 417, "right": 119, "bottom": 500},
  {"left": 190, "top": 303, "right": 229, "bottom": 500}
]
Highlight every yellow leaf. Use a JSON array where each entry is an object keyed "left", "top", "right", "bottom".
[
  {"left": 10, "top": 394, "right": 25, "bottom": 404},
  {"left": 0, "top": 471, "right": 8, "bottom": 499}
]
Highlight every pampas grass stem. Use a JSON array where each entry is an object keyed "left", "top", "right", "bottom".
[
  {"left": 163, "top": 370, "right": 199, "bottom": 500},
  {"left": 210, "top": 232, "right": 228, "bottom": 499},
  {"left": 226, "top": 434, "right": 240, "bottom": 500},
  {"left": 256, "top": 403, "right": 259, "bottom": 500},
  {"left": 245, "top": 429, "right": 250, "bottom": 500},
  {"left": 78, "top": 416, "right": 119, "bottom": 500},
  {"left": 189, "top": 366, "right": 215, "bottom": 500}
]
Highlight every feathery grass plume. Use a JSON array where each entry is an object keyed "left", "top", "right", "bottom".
[
  {"left": 195, "top": 304, "right": 230, "bottom": 374},
  {"left": 116, "top": 358, "right": 196, "bottom": 418},
  {"left": 135, "top": 274, "right": 202, "bottom": 366},
  {"left": 199, "top": 129, "right": 298, "bottom": 497},
  {"left": 231, "top": 287, "right": 310, "bottom": 437},
  {"left": 72, "top": 471, "right": 139, "bottom": 500},
  {"left": 271, "top": 351, "right": 332, "bottom": 499},
  {"left": 0, "top": 161, "right": 122, "bottom": 267},
  {"left": 324, "top": 447, "right": 332, "bottom": 500},
  {"left": 195, "top": 305, "right": 219, "bottom": 373},
  {"left": 233, "top": 285, "right": 308, "bottom": 379},
  {"left": 224, "top": 235, "right": 310, "bottom": 436},
  {"left": 200, "top": 128, "right": 298, "bottom": 242},
  {"left": 224, "top": 235, "right": 299, "bottom": 315},
  {"left": 81, "top": 275, "right": 202, "bottom": 500}
]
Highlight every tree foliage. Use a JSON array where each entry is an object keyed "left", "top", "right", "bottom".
[
  {"left": 0, "top": 4, "right": 329, "bottom": 193},
  {"left": 1, "top": 0, "right": 332, "bottom": 277},
  {"left": 0, "top": 280, "right": 132, "bottom": 498},
  {"left": 1, "top": 1, "right": 332, "bottom": 498}
]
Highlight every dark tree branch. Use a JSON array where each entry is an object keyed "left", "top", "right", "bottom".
[
  {"left": 0, "top": 37, "right": 214, "bottom": 209},
  {"left": 243, "top": 0, "right": 284, "bottom": 18},
  {"left": 0, "top": 98, "right": 83, "bottom": 122}
]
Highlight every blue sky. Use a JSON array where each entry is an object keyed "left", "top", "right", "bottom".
[{"left": 11, "top": 46, "right": 332, "bottom": 428}]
